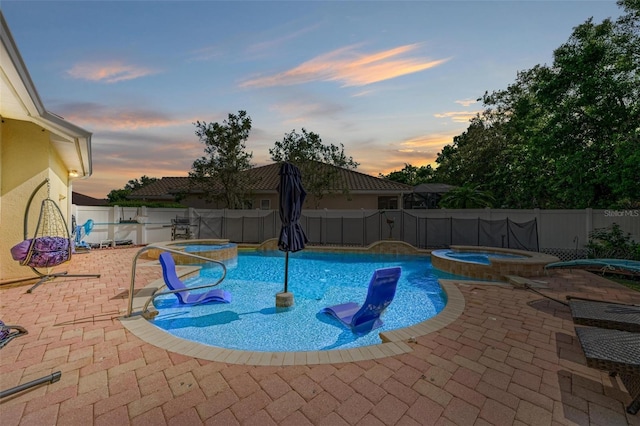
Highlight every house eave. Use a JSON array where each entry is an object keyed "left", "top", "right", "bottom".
[{"left": 0, "top": 12, "right": 92, "bottom": 178}]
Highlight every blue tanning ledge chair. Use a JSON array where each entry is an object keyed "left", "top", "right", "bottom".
[
  {"left": 159, "top": 252, "right": 232, "bottom": 305},
  {"left": 321, "top": 266, "right": 401, "bottom": 334}
]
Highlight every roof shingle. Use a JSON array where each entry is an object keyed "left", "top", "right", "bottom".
[{"left": 130, "top": 163, "right": 412, "bottom": 198}]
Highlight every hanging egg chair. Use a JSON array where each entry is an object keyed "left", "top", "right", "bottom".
[{"left": 9, "top": 179, "right": 100, "bottom": 293}]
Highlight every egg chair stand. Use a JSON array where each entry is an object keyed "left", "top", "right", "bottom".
[{"left": 9, "top": 179, "right": 100, "bottom": 293}]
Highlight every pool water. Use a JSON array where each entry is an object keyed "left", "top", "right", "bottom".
[
  {"left": 181, "top": 243, "right": 236, "bottom": 252},
  {"left": 151, "top": 251, "right": 454, "bottom": 352},
  {"left": 437, "top": 250, "right": 525, "bottom": 265}
]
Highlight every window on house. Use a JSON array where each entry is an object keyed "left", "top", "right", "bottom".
[
  {"left": 260, "top": 199, "right": 270, "bottom": 210},
  {"left": 378, "top": 196, "right": 398, "bottom": 209}
]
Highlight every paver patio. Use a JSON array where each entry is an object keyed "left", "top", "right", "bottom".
[{"left": 1, "top": 246, "right": 639, "bottom": 425}]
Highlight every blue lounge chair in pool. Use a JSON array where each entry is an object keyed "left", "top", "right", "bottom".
[
  {"left": 320, "top": 267, "right": 401, "bottom": 334},
  {"left": 159, "top": 252, "right": 231, "bottom": 305}
]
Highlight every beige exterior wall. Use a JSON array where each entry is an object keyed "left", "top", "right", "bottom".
[
  {"left": 0, "top": 119, "right": 71, "bottom": 281},
  {"left": 303, "top": 193, "right": 383, "bottom": 210}
]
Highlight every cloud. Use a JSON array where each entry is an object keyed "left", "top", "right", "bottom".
[
  {"left": 189, "top": 21, "right": 322, "bottom": 63},
  {"left": 75, "top": 133, "right": 202, "bottom": 198},
  {"left": 341, "top": 131, "right": 460, "bottom": 177},
  {"left": 397, "top": 132, "right": 457, "bottom": 152},
  {"left": 351, "top": 89, "right": 374, "bottom": 97},
  {"left": 269, "top": 98, "right": 345, "bottom": 125},
  {"left": 67, "top": 61, "right": 158, "bottom": 83},
  {"left": 188, "top": 46, "right": 222, "bottom": 62},
  {"left": 247, "top": 23, "right": 322, "bottom": 56},
  {"left": 240, "top": 43, "right": 449, "bottom": 88},
  {"left": 55, "top": 102, "right": 189, "bottom": 130},
  {"left": 455, "top": 98, "right": 479, "bottom": 107},
  {"left": 434, "top": 111, "right": 479, "bottom": 123},
  {"left": 358, "top": 147, "right": 439, "bottom": 177}
]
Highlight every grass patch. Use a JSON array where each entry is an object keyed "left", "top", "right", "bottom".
[{"left": 606, "top": 275, "right": 640, "bottom": 292}]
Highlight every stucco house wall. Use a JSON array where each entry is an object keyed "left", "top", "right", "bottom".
[
  {"left": 0, "top": 120, "right": 73, "bottom": 279},
  {"left": 1, "top": 12, "right": 93, "bottom": 282}
]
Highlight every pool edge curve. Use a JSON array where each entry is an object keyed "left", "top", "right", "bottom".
[{"left": 119, "top": 276, "right": 467, "bottom": 366}]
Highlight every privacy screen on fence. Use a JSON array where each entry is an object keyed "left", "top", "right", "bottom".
[{"left": 187, "top": 210, "right": 539, "bottom": 251}]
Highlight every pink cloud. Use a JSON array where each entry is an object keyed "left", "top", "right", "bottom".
[
  {"left": 434, "top": 111, "right": 479, "bottom": 123},
  {"left": 240, "top": 43, "right": 449, "bottom": 88},
  {"left": 455, "top": 98, "right": 479, "bottom": 107},
  {"left": 67, "top": 61, "right": 157, "bottom": 83},
  {"left": 57, "top": 103, "right": 188, "bottom": 130}
]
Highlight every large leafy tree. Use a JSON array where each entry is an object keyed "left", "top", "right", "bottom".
[
  {"left": 435, "top": 0, "right": 639, "bottom": 208},
  {"left": 380, "top": 163, "right": 435, "bottom": 186},
  {"left": 269, "top": 128, "right": 359, "bottom": 207},
  {"left": 107, "top": 175, "right": 159, "bottom": 203},
  {"left": 190, "top": 111, "right": 254, "bottom": 209}
]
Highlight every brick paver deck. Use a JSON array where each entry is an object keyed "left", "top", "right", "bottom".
[{"left": 1, "top": 247, "right": 639, "bottom": 425}]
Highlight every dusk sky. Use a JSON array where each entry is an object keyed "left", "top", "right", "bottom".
[{"left": 2, "top": 1, "right": 624, "bottom": 199}]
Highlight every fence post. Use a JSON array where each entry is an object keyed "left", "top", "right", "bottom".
[
  {"left": 322, "top": 209, "right": 327, "bottom": 245},
  {"left": 534, "top": 208, "right": 541, "bottom": 250},
  {"left": 259, "top": 214, "right": 263, "bottom": 243},
  {"left": 362, "top": 210, "right": 366, "bottom": 247},
  {"left": 110, "top": 205, "right": 119, "bottom": 243},
  {"left": 139, "top": 206, "right": 147, "bottom": 244},
  {"left": 222, "top": 209, "right": 227, "bottom": 239},
  {"left": 586, "top": 208, "right": 593, "bottom": 243}
]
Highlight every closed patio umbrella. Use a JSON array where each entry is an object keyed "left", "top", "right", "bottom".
[{"left": 277, "top": 162, "right": 308, "bottom": 303}]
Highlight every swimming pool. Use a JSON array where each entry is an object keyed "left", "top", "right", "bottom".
[
  {"left": 430, "top": 245, "right": 558, "bottom": 280},
  {"left": 150, "top": 251, "right": 453, "bottom": 352},
  {"left": 433, "top": 249, "right": 525, "bottom": 265}
]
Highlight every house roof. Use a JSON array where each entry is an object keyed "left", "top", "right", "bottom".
[
  {"left": 72, "top": 192, "right": 109, "bottom": 206},
  {"left": 130, "top": 163, "right": 413, "bottom": 199},
  {"left": 0, "top": 12, "right": 93, "bottom": 178}
]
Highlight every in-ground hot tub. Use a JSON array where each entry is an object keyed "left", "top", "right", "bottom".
[
  {"left": 431, "top": 245, "right": 558, "bottom": 281},
  {"left": 146, "top": 239, "right": 238, "bottom": 264}
]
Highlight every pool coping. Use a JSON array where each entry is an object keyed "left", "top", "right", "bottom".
[
  {"left": 431, "top": 245, "right": 559, "bottom": 281},
  {"left": 120, "top": 263, "right": 482, "bottom": 365}
]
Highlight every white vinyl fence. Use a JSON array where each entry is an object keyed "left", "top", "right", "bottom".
[{"left": 72, "top": 205, "right": 639, "bottom": 259}]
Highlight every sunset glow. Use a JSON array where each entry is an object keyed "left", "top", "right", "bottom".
[{"left": 2, "top": 1, "right": 622, "bottom": 198}]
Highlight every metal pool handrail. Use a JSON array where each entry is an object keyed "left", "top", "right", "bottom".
[{"left": 125, "top": 245, "right": 227, "bottom": 318}]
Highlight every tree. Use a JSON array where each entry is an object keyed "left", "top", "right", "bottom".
[
  {"left": 269, "top": 129, "right": 359, "bottom": 207},
  {"left": 434, "top": 0, "right": 640, "bottom": 208},
  {"left": 107, "top": 175, "right": 159, "bottom": 203},
  {"left": 190, "top": 111, "right": 254, "bottom": 209},
  {"left": 438, "top": 184, "right": 495, "bottom": 209},
  {"left": 380, "top": 164, "right": 435, "bottom": 186}
]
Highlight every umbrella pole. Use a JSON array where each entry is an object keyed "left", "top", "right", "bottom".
[
  {"left": 276, "top": 252, "right": 294, "bottom": 308},
  {"left": 284, "top": 252, "right": 289, "bottom": 293}
]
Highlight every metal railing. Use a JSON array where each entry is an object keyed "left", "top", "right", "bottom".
[{"left": 125, "top": 245, "right": 227, "bottom": 318}]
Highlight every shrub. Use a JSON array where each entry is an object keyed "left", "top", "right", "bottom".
[{"left": 586, "top": 223, "right": 640, "bottom": 260}]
